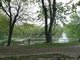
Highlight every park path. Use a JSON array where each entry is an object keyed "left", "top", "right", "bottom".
[{"left": 0, "top": 46, "right": 80, "bottom": 58}]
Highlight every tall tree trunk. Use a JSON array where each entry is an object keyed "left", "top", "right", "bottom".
[
  {"left": 7, "top": 26, "right": 13, "bottom": 46},
  {"left": 42, "top": 0, "right": 48, "bottom": 43},
  {"left": 42, "top": 0, "right": 56, "bottom": 43},
  {"left": 47, "top": 0, "right": 56, "bottom": 43},
  {"left": 46, "top": 0, "right": 53, "bottom": 43},
  {"left": 46, "top": 32, "right": 52, "bottom": 43},
  {"left": 7, "top": 20, "right": 15, "bottom": 46}
]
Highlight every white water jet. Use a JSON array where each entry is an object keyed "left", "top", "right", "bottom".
[{"left": 59, "top": 32, "right": 69, "bottom": 43}]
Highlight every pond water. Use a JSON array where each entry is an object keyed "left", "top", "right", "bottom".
[
  {"left": 0, "top": 32, "right": 69, "bottom": 46},
  {"left": 11, "top": 33, "right": 69, "bottom": 45}
]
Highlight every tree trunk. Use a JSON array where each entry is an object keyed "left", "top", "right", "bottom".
[
  {"left": 42, "top": 0, "right": 56, "bottom": 43},
  {"left": 46, "top": 32, "right": 52, "bottom": 43},
  {"left": 7, "top": 27, "right": 13, "bottom": 46},
  {"left": 47, "top": 0, "right": 56, "bottom": 43},
  {"left": 42, "top": 0, "right": 48, "bottom": 43},
  {"left": 7, "top": 22, "right": 15, "bottom": 46}
]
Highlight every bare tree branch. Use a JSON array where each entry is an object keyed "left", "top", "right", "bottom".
[{"left": 1, "top": 6, "right": 10, "bottom": 17}]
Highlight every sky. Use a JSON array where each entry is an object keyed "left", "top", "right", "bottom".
[
  {"left": 56, "top": 0, "right": 80, "bottom": 27},
  {"left": 19, "top": 0, "right": 80, "bottom": 27}
]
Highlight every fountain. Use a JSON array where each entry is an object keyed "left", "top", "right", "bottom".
[{"left": 59, "top": 32, "right": 69, "bottom": 43}]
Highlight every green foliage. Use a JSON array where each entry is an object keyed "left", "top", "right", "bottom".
[
  {"left": 64, "top": 23, "right": 80, "bottom": 38},
  {"left": 13, "top": 23, "right": 63, "bottom": 38},
  {"left": 57, "top": 2, "right": 64, "bottom": 13},
  {"left": 13, "top": 23, "right": 45, "bottom": 38},
  {"left": 52, "top": 25, "right": 63, "bottom": 38},
  {"left": 0, "top": 13, "right": 8, "bottom": 32},
  {"left": 64, "top": 13, "right": 80, "bottom": 38},
  {"left": 0, "top": 13, "right": 8, "bottom": 39}
]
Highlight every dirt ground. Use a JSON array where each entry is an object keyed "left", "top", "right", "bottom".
[{"left": 0, "top": 46, "right": 80, "bottom": 58}]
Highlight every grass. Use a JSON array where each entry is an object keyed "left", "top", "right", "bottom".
[{"left": 25, "top": 41, "right": 80, "bottom": 48}]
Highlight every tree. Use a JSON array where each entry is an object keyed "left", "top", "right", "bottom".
[
  {"left": 41, "top": 0, "right": 56, "bottom": 43},
  {"left": 64, "top": 12, "right": 80, "bottom": 38},
  {"left": 20, "top": 0, "right": 70, "bottom": 43},
  {"left": 0, "top": 0, "right": 25, "bottom": 46},
  {"left": 13, "top": 23, "right": 45, "bottom": 38},
  {"left": 0, "top": 13, "right": 8, "bottom": 32},
  {"left": 52, "top": 25, "right": 63, "bottom": 37},
  {"left": 64, "top": 0, "right": 80, "bottom": 39}
]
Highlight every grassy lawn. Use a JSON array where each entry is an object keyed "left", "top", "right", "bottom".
[{"left": 25, "top": 42, "right": 80, "bottom": 48}]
